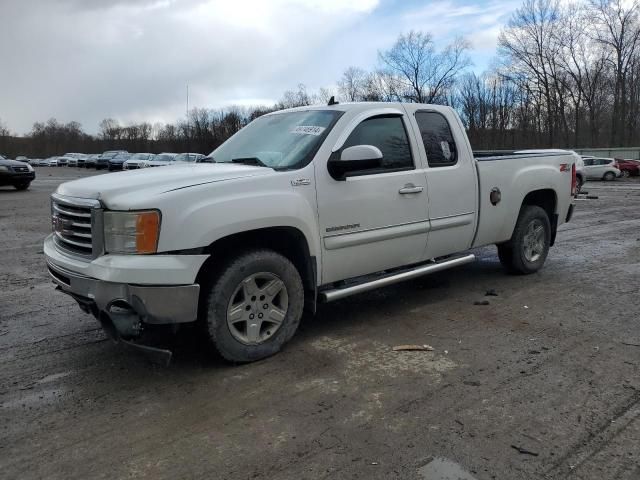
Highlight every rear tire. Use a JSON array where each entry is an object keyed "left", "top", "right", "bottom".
[
  {"left": 14, "top": 182, "right": 30, "bottom": 191},
  {"left": 199, "top": 249, "right": 304, "bottom": 362},
  {"left": 497, "top": 205, "right": 551, "bottom": 275},
  {"left": 575, "top": 175, "right": 583, "bottom": 194},
  {"left": 603, "top": 171, "right": 616, "bottom": 181},
  {"left": 621, "top": 170, "right": 630, "bottom": 178}
]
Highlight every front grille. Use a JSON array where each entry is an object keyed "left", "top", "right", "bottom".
[
  {"left": 12, "top": 165, "right": 29, "bottom": 173},
  {"left": 51, "top": 194, "right": 102, "bottom": 258}
]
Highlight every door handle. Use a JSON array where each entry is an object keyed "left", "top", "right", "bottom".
[{"left": 399, "top": 184, "right": 424, "bottom": 194}]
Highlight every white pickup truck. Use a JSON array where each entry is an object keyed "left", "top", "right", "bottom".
[{"left": 45, "top": 102, "right": 577, "bottom": 363}]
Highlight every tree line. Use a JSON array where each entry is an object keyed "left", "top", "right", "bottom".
[{"left": 1, "top": 0, "right": 639, "bottom": 159}]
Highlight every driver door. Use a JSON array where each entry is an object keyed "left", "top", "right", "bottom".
[{"left": 315, "top": 113, "right": 429, "bottom": 284}]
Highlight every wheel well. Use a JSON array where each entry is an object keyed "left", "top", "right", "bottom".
[
  {"left": 197, "top": 227, "right": 317, "bottom": 312},
  {"left": 521, "top": 189, "right": 558, "bottom": 245}
]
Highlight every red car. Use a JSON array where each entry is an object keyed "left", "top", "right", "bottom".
[{"left": 614, "top": 159, "right": 640, "bottom": 177}]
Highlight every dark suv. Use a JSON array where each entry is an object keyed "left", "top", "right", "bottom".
[
  {"left": 0, "top": 155, "right": 36, "bottom": 190},
  {"left": 96, "top": 150, "right": 128, "bottom": 170},
  {"left": 107, "top": 152, "right": 132, "bottom": 171}
]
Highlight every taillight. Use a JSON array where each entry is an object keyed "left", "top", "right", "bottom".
[{"left": 571, "top": 163, "right": 576, "bottom": 196}]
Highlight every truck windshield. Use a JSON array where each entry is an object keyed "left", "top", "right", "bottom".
[{"left": 209, "top": 110, "right": 342, "bottom": 170}]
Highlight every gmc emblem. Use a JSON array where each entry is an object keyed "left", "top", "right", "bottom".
[{"left": 52, "top": 215, "right": 73, "bottom": 234}]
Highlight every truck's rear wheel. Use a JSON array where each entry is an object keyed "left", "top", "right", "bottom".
[
  {"left": 497, "top": 205, "right": 550, "bottom": 275},
  {"left": 200, "top": 249, "right": 304, "bottom": 362}
]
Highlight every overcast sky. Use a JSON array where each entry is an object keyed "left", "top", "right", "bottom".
[{"left": 0, "top": 0, "right": 520, "bottom": 134}]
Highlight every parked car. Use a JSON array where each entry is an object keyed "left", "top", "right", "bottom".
[
  {"left": 44, "top": 157, "right": 59, "bottom": 167},
  {"left": 0, "top": 156, "right": 35, "bottom": 190},
  {"left": 123, "top": 153, "right": 155, "bottom": 170},
  {"left": 62, "top": 153, "right": 88, "bottom": 168},
  {"left": 582, "top": 157, "right": 621, "bottom": 181},
  {"left": 56, "top": 156, "right": 69, "bottom": 167},
  {"left": 108, "top": 152, "right": 132, "bottom": 171},
  {"left": 174, "top": 153, "right": 206, "bottom": 163},
  {"left": 96, "top": 150, "right": 128, "bottom": 170},
  {"left": 614, "top": 158, "right": 640, "bottom": 177},
  {"left": 146, "top": 152, "right": 177, "bottom": 167},
  {"left": 84, "top": 154, "right": 100, "bottom": 168},
  {"left": 63, "top": 156, "right": 79, "bottom": 167},
  {"left": 15, "top": 156, "right": 29, "bottom": 163},
  {"left": 45, "top": 102, "right": 576, "bottom": 363}
]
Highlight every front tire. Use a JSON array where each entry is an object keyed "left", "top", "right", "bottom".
[
  {"left": 200, "top": 249, "right": 304, "bottom": 362},
  {"left": 14, "top": 182, "right": 31, "bottom": 191},
  {"left": 497, "top": 205, "right": 551, "bottom": 275}
]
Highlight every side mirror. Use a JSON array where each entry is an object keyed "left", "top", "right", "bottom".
[{"left": 328, "top": 145, "right": 383, "bottom": 180}]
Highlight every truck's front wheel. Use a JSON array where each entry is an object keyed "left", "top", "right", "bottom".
[
  {"left": 200, "top": 249, "right": 304, "bottom": 362},
  {"left": 497, "top": 205, "right": 550, "bottom": 275}
]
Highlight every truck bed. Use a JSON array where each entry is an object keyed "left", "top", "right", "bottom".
[{"left": 471, "top": 150, "right": 575, "bottom": 248}]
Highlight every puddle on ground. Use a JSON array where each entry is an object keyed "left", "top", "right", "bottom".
[{"left": 418, "top": 458, "right": 477, "bottom": 480}]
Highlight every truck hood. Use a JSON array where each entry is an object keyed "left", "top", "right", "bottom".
[{"left": 56, "top": 163, "right": 272, "bottom": 205}]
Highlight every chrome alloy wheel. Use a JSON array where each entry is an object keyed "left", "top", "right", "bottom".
[
  {"left": 523, "top": 219, "right": 545, "bottom": 263},
  {"left": 226, "top": 272, "right": 289, "bottom": 345}
]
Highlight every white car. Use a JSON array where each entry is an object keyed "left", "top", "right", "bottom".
[
  {"left": 44, "top": 157, "right": 59, "bottom": 166},
  {"left": 45, "top": 102, "right": 576, "bottom": 363},
  {"left": 146, "top": 152, "right": 177, "bottom": 167},
  {"left": 582, "top": 157, "right": 620, "bottom": 181},
  {"left": 123, "top": 153, "right": 156, "bottom": 170},
  {"left": 64, "top": 156, "right": 79, "bottom": 167}
]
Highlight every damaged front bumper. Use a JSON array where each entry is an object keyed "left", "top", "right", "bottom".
[{"left": 46, "top": 260, "right": 200, "bottom": 363}]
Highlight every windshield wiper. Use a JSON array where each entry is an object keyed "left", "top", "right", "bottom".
[{"left": 231, "top": 157, "right": 269, "bottom": 168}]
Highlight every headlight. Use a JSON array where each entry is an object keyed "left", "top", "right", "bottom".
[
  {"left": 27, "top": 164, "right": 34, "bottom": 172},
  {"left": 104, "top": 210, "right": 160, "bottom": 254},
  {"left": 0, "top": 166, "right": 9, "bottom": 172}
]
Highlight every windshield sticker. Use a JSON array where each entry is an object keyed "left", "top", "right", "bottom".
[
  {"left": 440, "top": 141, "right": 452, "bottom": 160},
  {"left": 291, "top": 125, "right": 326, "bottom": 136}
]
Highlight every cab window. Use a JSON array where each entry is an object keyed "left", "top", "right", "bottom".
[
  {"left": 342, "top": 115, "right": 414, "bottom": 171},
  {"left": 415, "top": 111, "right": 458, "bottom": 167}
]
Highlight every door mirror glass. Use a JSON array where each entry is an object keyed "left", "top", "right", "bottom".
[{"left": 328, "top": 145, "right": 383, "bottom": 180}]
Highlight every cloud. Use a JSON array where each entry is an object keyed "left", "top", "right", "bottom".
[{"left": 0, "top": 0, "right": 518, "bottom": 134}]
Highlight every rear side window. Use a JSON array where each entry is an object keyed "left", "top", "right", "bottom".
[
  {"left": 415, "top": 111, "right": 458, "bottom": 167},
  {"left": 342, "top": 115, "right": 413, "bottom": 171}
]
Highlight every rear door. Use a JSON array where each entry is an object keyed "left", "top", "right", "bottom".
[
  {"left": 582, "top": 158, "right": 596, "bottom": 178},
  {"left": 403, "top": 106, "right": 478, "bottom": 259},
  {"left": 316, "top": 112, "right": 429, "bottom": 284}
]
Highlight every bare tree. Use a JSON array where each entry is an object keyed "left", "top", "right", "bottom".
[
  {"left": 589, "top": 0, "right": 640, "bottom": 144},
  {"left": 0, "top": 118, "right": 10, "bottom": 137},
  {"left": 379, "top": 31, "right": 471, "bottom": 103},
  {"left": 337, "top": 67, "right": 368, "bottom": 101},
  {"left": 499, "top": 0, "right": 565, "bottom": 146}
]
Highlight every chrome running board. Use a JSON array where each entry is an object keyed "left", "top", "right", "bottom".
[{"left": 319, "top": 253, "right": 476, "bottom": 303}]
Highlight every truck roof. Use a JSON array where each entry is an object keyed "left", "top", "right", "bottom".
[{"left": 267, "top": 101, "right": 454, "bottom": 116}]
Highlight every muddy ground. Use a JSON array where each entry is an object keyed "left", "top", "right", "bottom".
[{"left": 1, "top": 167, "right": 639, "bottom": 480}]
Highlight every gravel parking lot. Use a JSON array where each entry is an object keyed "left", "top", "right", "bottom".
[{"left": 1, "top": 168, "right": 639, "bottom": 479}]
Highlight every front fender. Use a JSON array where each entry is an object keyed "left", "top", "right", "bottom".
[{"left": 156, "top": 168, "right": 321, "bottom": 262}]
